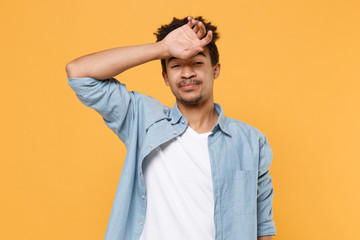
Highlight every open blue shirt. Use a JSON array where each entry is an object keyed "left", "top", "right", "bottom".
[{"left": 68, "top": 76, "right": 276, "bottom": 240}]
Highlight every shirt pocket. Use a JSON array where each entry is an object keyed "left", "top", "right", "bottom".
[{"left": 221, "top": 169, "right": 257, "bottom": 215}]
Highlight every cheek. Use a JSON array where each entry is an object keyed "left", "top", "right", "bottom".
[
  {"left": 169, "top": 74, "right": 184, "bottom": 88},
  {"left": 166, "top": 72, "right": 179, "bottom": 82}
]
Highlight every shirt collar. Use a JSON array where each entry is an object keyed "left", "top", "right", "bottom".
[
  {"left": 169, "top": 102, "right": 231, "bottom": 136},
  {"left": 169, "top": 102, "right": 183, "bottom": 124}
]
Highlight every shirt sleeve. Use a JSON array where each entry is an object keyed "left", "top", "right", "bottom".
[
  {"left": 257, "top": 134, "right": 277, "bottom": 237},
  {"left": 67, "top": 76, "right": 134, "bottom": 145}
]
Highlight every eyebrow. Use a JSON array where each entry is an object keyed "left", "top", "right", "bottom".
[{"left": 167, "top": 52, "right": 206, "bottom": 64}]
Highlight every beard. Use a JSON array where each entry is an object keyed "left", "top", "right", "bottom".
[
  {"left": 175, "top": 78, "right": 203, "bottom": 105},
  {"left": 176, "top": 79, "right": 202, "bottom": 105},
  {"left": 177, "top": 94, "right": 202, "bottom": 105}
]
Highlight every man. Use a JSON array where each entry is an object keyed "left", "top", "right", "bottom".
[{"left": 66, "top": 16, "right": 276, "bottom": 240}]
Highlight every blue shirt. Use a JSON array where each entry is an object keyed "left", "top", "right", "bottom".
[{"left": 68, "top": 76, "right": 276, "bottom": 240}]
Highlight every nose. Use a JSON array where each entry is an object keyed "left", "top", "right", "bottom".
[{"left": 181, "top": 64, "right": 196, "bottom": 79}]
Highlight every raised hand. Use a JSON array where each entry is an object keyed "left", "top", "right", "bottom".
[
  {"left": 66, "top": 17, "right": 213, "bottom": 79},
  {"left": 161, "top": 16, "right": 213, "bottom": 60}
]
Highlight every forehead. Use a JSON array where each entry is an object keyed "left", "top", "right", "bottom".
[{"left": 166, "top": 47, "right": 210, "bottom": 64}]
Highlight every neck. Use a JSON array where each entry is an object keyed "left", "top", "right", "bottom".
[{"left": 177, "top": 99, "right": 218, "bottom": 134}]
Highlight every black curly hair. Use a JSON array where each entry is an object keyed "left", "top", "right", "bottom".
[{"left": 154, "top": 16, "right": 220, "bottom": 73}]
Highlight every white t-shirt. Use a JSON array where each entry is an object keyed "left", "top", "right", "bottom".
[{"left": 139, "top": 126, "right": 215, "bottom": 240}]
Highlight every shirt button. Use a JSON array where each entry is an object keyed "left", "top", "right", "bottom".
[
  {"left": 181, "top": 119, "right": 185, "bottom": 123},
  {"left": 138, "top": 221, "right": 143, "bottom": 225},
  {"left": 173, "top": 131, "right": 177, "bottom": 135},
  {"left": 139, "top": 169, "right": 142, "bottom": 173},
  {"left": 141, "top": 195, "right": 145, "bottom": 199},
  {"left": 149, "top": 144, "right": 153, "bottom": 148}
]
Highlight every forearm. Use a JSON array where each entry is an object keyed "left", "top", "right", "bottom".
[
  {"left": 258, "top": 236, "right": 273, "bottom": 240},
  {"left": 66, "top": 17, "right": 212, "bottom": 80},
  {"left": 65, "top": 42, "right": 168, "bottom": 80}
]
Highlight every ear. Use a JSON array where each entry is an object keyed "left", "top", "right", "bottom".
[
  {"left": 213, "top": 62, "right": 221, "bottom": 79},
  {"left": 162, "top": 71, "right": 170, "bottom": 86}
]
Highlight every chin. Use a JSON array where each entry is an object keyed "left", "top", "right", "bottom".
[{"left": 178, "top": 95, "right": 202, "bottom": 105}]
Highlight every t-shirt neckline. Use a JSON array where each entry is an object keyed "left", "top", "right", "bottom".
[{"left": 186, "top": 126, "right": 212, "bottom": 138}]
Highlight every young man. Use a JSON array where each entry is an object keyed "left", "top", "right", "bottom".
[{"left": 66, "top": 16, "right": 276, "bottom": 240}]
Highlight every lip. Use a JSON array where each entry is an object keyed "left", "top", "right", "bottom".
[{"left": 179, "top": 83, "right": 200, "bottom": 91}]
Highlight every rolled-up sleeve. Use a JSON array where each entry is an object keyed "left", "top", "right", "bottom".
[
  {"left": 67, "top": 76, "right": 134, "bottom": 145},
  {"left": 257, "top": 134, "right": 276, "bottom": 237}
]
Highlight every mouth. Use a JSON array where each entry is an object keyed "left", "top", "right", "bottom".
[{"left": 177, "top": 79, "right": 202, "bottom": 90}]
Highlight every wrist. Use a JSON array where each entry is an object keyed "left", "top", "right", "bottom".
[{"left": 155, "top": 40, "right": 170, "bottom": 60}]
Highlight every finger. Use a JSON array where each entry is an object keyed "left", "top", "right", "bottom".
[
  {"left": 187, "top": 16, "right": 194, "bottom": 27},
  {"left": 183, "top": 46, "right": 204, "bottom": 59},
  {"left": 190, "top": 19, "right": 199, "bottom": 29},
  {"left": 196, "top": 21, "right": 206, "bottom": 39},
  {"left": 187, "top": 18, "right": 196, "bottom": 28},
  {"left": 192, "top": 24, "right": 199, "bottom": 33},
  {"left": 200, "top": 30, "right": 213, "bottom": 46}
]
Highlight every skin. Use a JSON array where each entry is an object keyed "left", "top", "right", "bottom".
[
  {"left": 258, "top": 236, "right": 273, "bottom": 240},
  {"left": 164, "top": 50, "right": 217, "bottom": 105},
  {"left": 66, "top": 17, "right": 274, "bottom": 239},
  {"left": 66, "top": 16, "right": 218, "bottom": 133},
  {"left": 162, "top": 47, "right": 220, "bottom": 133}
]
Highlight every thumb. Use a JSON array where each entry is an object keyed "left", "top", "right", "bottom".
[
  {"left": 196, "top": 46, "right": 204, "bottom": 53},
  {"left": 186, "top": 46, "right": 203, "bottom": 58}
]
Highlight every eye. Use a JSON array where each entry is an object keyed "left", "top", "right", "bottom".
[
  {"left": 170, "top": 64, "right": 180, "bottom": 68},
  {"left": 194, "top": 62, "right": 203, "bottom": 65}
]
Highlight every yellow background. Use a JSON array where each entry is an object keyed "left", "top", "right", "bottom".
[{"left": 1, "top": 0, "right": 359, "bottom": 239}]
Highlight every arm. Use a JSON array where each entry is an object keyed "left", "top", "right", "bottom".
[
  {"left": 258, "top": 236, "right": 273, "bottom": 240},
  {"left": 66, "top": 17, "right": 213, "bottom": 142},
  {"left": 65, "top": 43, "right": 166, "bottom": 80},
  {"left": 257, "top": 135, "right": 276, "bottom": 237},
  {"left": 65, "top": 16, "right": 213, "bottom": 79}
]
